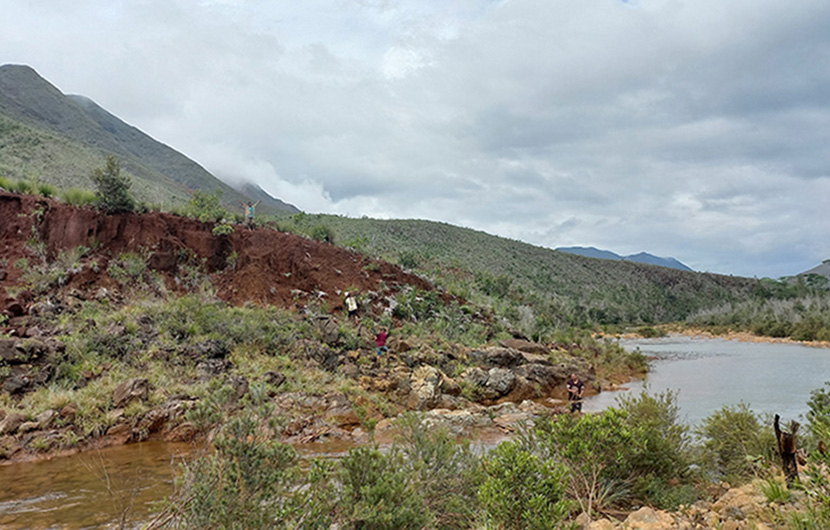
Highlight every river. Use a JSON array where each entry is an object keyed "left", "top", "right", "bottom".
[
  {"left": 4, "top": 336, "right": 830, "bottom": 528},
  {"left": 584, "top": 335, "right": 830, "bottom": 427},
  {"left": 0, "top": 441, "right": 194, "bottom": 529}
]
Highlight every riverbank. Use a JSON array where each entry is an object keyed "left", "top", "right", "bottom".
[
  {"left": 1, "top": 319, "right": 639, "bottom": 466},
  {"left": 618, "top": 327, "right": 830, "bottom": 348}
]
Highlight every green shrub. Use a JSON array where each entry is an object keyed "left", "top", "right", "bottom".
[
  {"left": 60, "top": 187, "right": 97, "bottom": 206},
  {"left": 211, "top": 221, "right": 234, "bottom": 236},
  {"left": 9, "top": 179, "right": 33, "bottom": 194},
  {"left": 696, "top": 403, "right": 775, "bottom": 483},
  {"left": 761, "top": 476, "right": 792, "bottom": 504},
  {"left": 37, "top": 183, "right": 57, "bottom": 198},
  {"left": 636, "top": 326, "right": 666, "bottom": 338},
  {"left": 338, "top": 446, "right": 428, "bottom": 530},
  {"left": 476, "top": 272, "right": 513, "bottom": 299},
  {"left": 309, "top": 224, "right": 334, "bottom": 243},
  {"left": 530, "top": 390, "right": 694, "bottom": 513},
  {"left": 163, "top": 415, "right": 308, "bottom": 529},
  {"left": 532, "top": 409, "right": 636, "bottom": 515},
  {"left": 398, "top": 250, "right": 420, "bottom": 269},
  {"left": 789, "top": 450, "right": 830, "bottom": 529},
  {"left": 394, "top": 413, "right": 483, "bottom": 529},
  {"left": 184, "top": 190, "right": 228, "bottom": 222},
  {"left": 107, "top": 252, "right": 147, "bottom": 285},
  {"left": 479, "top": 440, "right": 570, "bottom": 530},
  {"left": 91, "top": 156, "right": 135, "bottom": 213},
  {"left": 752, "top": 320, "right": 792, "bottom": 338},
  {"left": 807, "top": 382, "right": 830, "bottom": 447},
  {"left": 616, "top": 389, "right": 694, "bottom": 506},
  {"left": 0, "top": 176, "right": 12, "bottom": 190}
]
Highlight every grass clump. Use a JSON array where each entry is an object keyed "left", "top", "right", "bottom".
[{"left": 60, "top": 187, "right": 97, "bottom": 206}]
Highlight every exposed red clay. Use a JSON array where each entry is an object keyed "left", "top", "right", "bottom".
[{"left": 0, "top": 191, "right": 436, "bottom": 316}]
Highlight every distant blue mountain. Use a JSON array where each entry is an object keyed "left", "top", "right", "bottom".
[{"left": 556, "top": 246, "right": 693, "bottom": 272}]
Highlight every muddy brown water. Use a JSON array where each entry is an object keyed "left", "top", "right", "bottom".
[
  {"left": 0, "top": 441, "right": 195, "bottom": 529},
  {"left": 0, "top": 438, "right": 371, "bottom": 529},
  {"left": 0, "top": 431, "right": 510, "bottom": 529}
]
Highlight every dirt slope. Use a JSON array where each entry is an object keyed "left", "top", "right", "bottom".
[{"left": 0, "top": 191, "right": 434, "bottom": 318}]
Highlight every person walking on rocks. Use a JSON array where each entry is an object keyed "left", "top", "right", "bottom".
[
  {"left": 375, "top": 327, "right": 390, "bottom": 359},
  {"left": 566, "top": 373, "right": 585, "bottom": 413},
  {"left": 344, "top": 292, "right": 358, "bottom": 319}
]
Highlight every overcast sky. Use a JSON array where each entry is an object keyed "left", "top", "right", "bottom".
[{"left": 3, "top": 0, "right": 829, "bottom": 278}]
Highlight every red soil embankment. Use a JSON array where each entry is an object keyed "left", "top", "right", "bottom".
[{"left": 0, "top": 191, "right": 434, "bottom": 316}]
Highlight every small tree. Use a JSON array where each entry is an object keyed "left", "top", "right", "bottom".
[
  {"left": 479, "top": 440, "right": 570, "bottom": 530},
  {"left": 184, "top": 190, "right": 228, "bottom": 222},
  {"left": 91, "top": 156, "right": 135, "bottom": 213},
  {"left": 696, "top": 403, "right": 775, "bottom": 484}
]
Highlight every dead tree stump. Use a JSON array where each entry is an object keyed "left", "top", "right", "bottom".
[{"left": 774, "top": 414, "right": 800, "bottom": 485}]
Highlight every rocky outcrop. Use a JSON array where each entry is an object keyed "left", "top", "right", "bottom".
[
  {"left": 621, "top": 506, "right": 676, "bottom": 529},
  {"left": 580, "top": 480, "right": 800, "bottom": 530},
  {"left": 499, "top": 338, "right": 551, "bottom": 356},
  {"left": 460, "top": 344, "right": 592, "bottom": 404},
  {"left": 112, "top": 378, "right": 150, "bottom": 408},
  {"left": 0, "top": 337, "right": 65, "bottom": 396},
  {"left": 0, "top": 413, "right": 27, "bottom": 435},
  {"left": 408, "top": 365, "right": 444, "bottom": 410}
]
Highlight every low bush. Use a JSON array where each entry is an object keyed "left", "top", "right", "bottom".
[
  {"left": 616, "top": 389, "right": 694, "bottom": 505},
  {"left": 394, "top": 413, "right": 483, "bottom": 529},
  {"left": 60, "top": 187, "right": 97, "bottom": 206},
  {"left": 479, "top": 440, "right": 571, "bottom": 530},
  {"left": 183, "top": 190, "right": 228, "bottom": 223},
  {"left": 789, "top": 450, "right": 830, "bottom": 529},
  {"left": 338, "top": 446, "right": 428, "bottom": 530},
  {"left": 806, "top": 382, "right": 830, "bottom": 448},
  {"left": 636, "top": 326, "right": 666, "bottom": 338},
  {"left": 163, "top": 416, "right": 308, "bottom": 529},
  {"left": 310, "top": 224, "right": 334, "bottom": 243},
  {"left": 9, "top": 179, "right": 33, "bottom": 194},
  {"left": 696, "top": 403, "right": 776, "bottom": 484},
  {"left": 530, "top": 390, "right": 695, "bottom": 513},
  {"left": 36, "top": 183, "right": 57, "bottom": 197}
]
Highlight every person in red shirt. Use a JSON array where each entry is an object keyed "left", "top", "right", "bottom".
[{"left": 375, "top": 328, "right": 389, "bottom": 358}]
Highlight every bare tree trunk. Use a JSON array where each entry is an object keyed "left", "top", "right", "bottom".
[{"left": 774, "top": 414, "right": 800, "bottom": 486}]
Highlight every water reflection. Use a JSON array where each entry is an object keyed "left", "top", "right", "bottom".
[{"left": 584, "top": 336, "right": 830, "bottom": 427}]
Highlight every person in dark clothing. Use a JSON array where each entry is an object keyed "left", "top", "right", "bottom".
[{"left": 566, "top": 373, "right": 585, "bottom": 413}]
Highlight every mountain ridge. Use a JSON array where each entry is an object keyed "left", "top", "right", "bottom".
[
  {"left": 556, "top": 246, "right": 693, "bottom": 272},
  {"left": 0, "top": 63, "right": 297, "bottom": 214}
]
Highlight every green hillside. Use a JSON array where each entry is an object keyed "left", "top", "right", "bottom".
[
  {"left": 0, "top": 64, "right": 297, "bottom": 213},
  {"left": 278, "top": 214, "right": 761, "bottom": 329}
]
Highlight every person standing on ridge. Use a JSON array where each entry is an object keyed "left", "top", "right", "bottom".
[
  {"left": 566, "top": 373, "right": 585, "bottom": 413},
  {"left": 240, "top": 200, "right": 261, "bottom": 228}
]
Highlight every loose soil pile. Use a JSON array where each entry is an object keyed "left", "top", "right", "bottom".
[{"left": 0, "top": 191, "right": 434, "bottom": 320}]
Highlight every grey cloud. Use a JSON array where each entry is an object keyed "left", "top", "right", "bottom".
[{"left": 3, "top": 0, "right": 830, "bottom": 278}]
